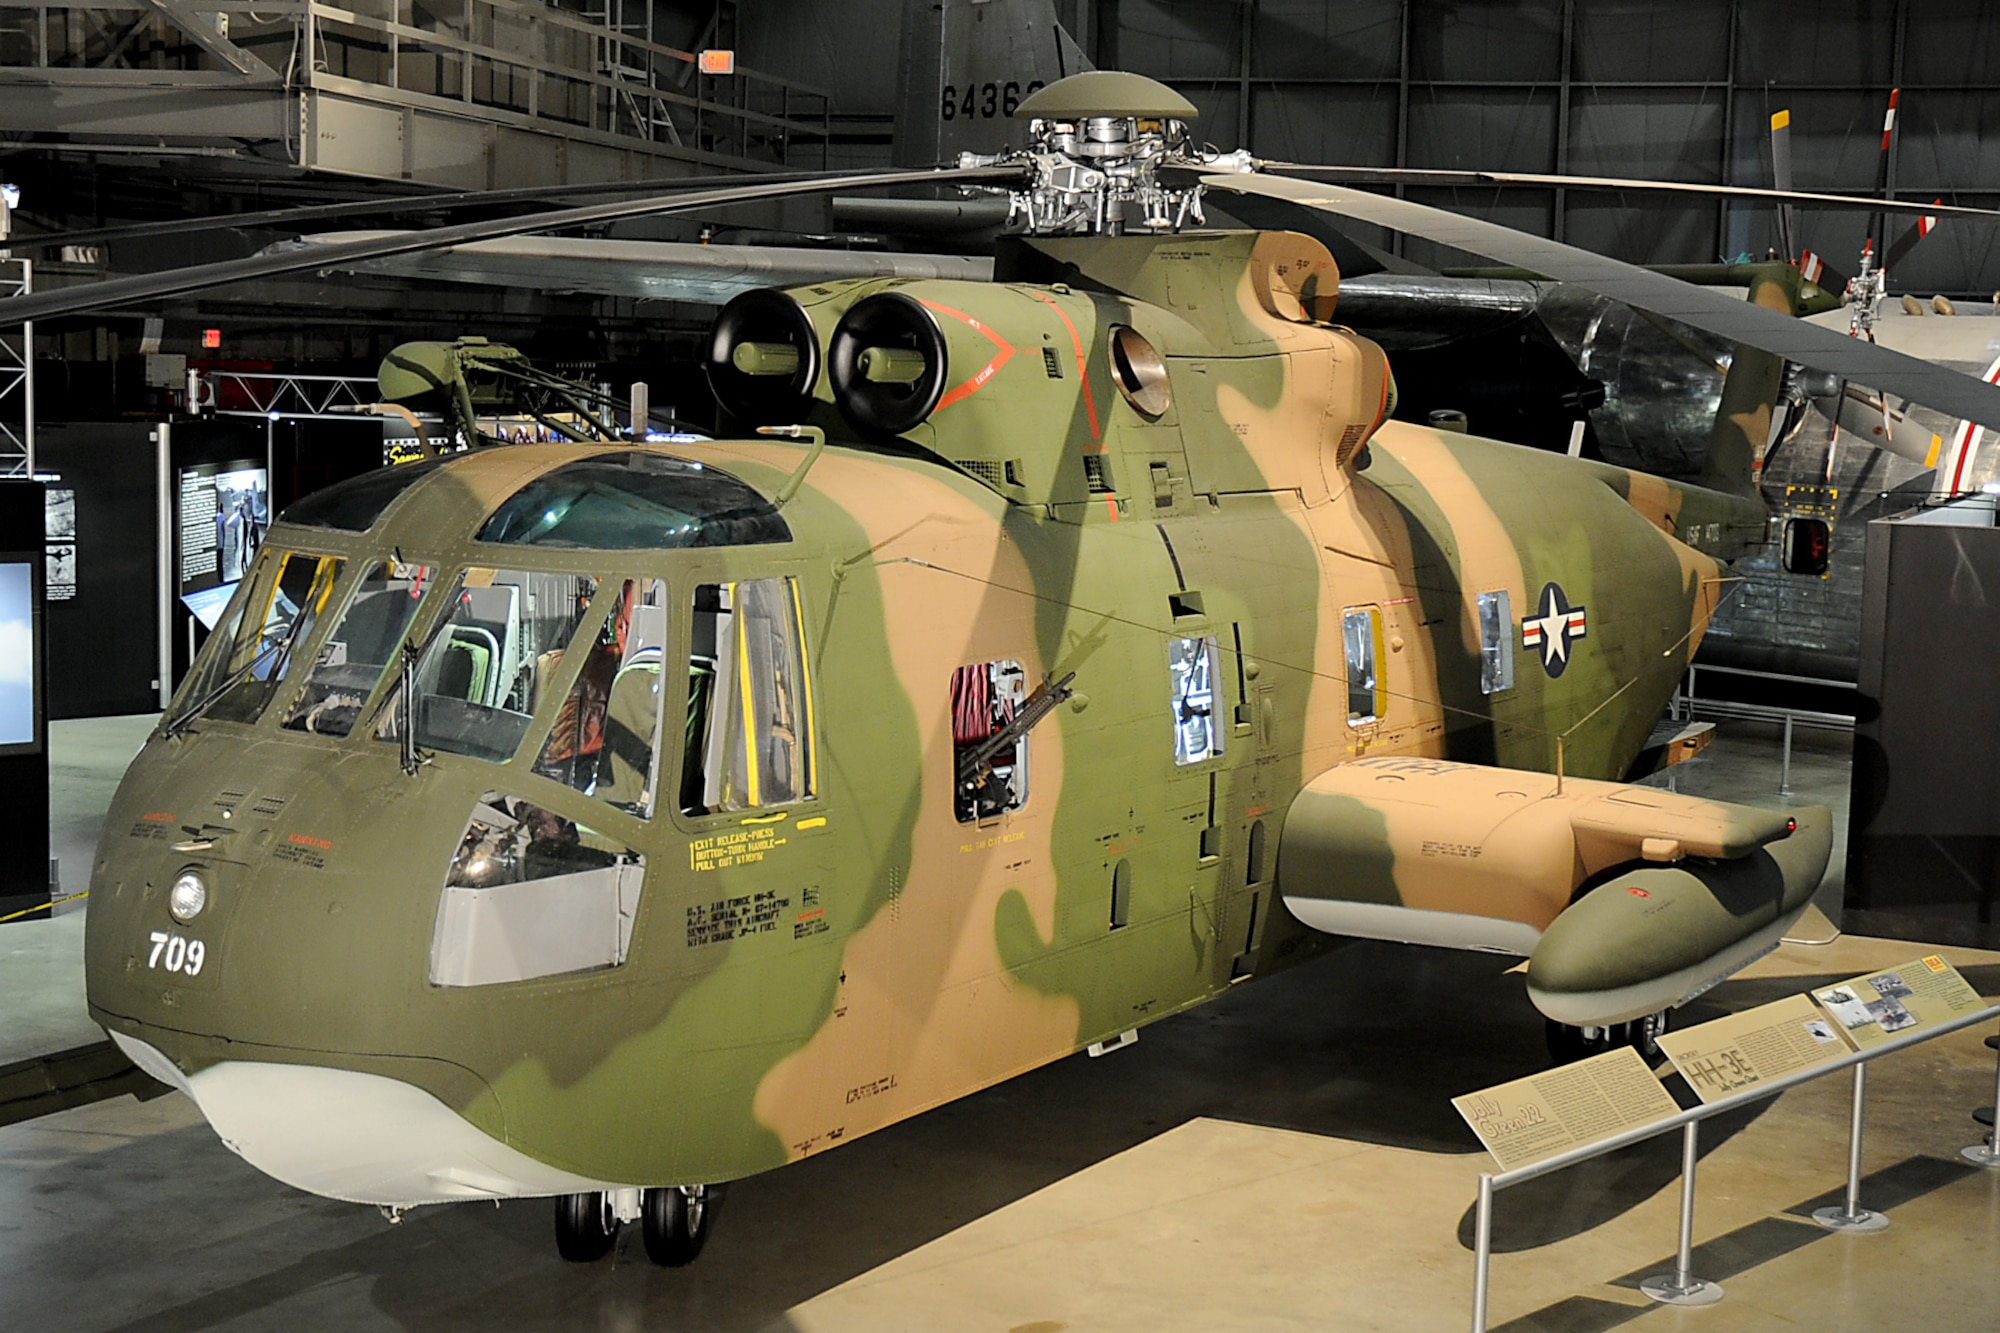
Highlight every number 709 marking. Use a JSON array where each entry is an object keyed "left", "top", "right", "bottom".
[{"left": 146, "top": 930, "right": 205, "bottom": 976}]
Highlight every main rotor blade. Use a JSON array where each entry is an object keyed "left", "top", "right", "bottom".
[
  {"left": 1261, "top": 162, "right": 2000, "bottom": 224},
  {"left": 1210, "top": 173, "right": 2000, "bottom": 433},
  {"left": 0, "top": 165, "right": 1028, "bottom": 324},
  {"left": 24, "top": 171, "right": 828, "bottom": 251},
  {"left": 298, "top": 230, "right": 996, "bottom": 304}
]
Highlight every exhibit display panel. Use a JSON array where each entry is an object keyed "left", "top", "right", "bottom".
[{"left": 0, "top": 479, "right": 50, "bottom": 919}]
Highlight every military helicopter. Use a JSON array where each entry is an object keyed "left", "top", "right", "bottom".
[{"left": 54, "top": 68, "right": 2000, "bottom": 1269}]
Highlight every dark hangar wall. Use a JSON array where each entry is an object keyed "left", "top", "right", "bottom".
[{"left": 740, "top": 0, "right": 2000, "bottom": 296}]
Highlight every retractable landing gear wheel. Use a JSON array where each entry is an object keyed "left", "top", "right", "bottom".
[
  {"left": 554, "top": 1191, "right": 619, "bottom": 1262},
  {"left": 642, "top": 1184, "right": 711, "bottom": 1266},
  {"left": 1545, "top": 1009, "right": 1671, "bottom": 1065}
]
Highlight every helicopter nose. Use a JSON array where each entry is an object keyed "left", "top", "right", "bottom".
[{"left": 107, "top": 1031, "right": 623, "bottom": 1208}]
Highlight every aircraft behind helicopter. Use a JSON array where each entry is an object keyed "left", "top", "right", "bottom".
[{"left": 83, "top": 73, "right": 1855, "bottom": 1265}]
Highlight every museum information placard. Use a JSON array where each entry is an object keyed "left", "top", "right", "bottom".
[
  {"left": 1809, "top": 955, "right": 1984, "bottom": 1049},
  {"left": 1453, "top": 1045, "right": 1681, "bottom": 1171},
  {"left": 1657, "top": 993, "right": 1853, "bottom": 1102}
]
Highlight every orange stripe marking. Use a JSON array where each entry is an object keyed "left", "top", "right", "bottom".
[
  {"left": 1027, "top": 289, "right": 1100, "bottom": 440},
  {"left": 917, "top": 298, "right": 1016, "bottom": 413}
]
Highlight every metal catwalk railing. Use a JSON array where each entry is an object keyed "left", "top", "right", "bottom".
[
  {"left": 0, "top": 0, "right": 831, "bottom": 170},
  {"left": 1670, "top": 660, "right": 1857, "bottom": 796}
]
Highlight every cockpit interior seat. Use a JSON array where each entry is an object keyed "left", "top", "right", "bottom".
[{"left": 596, "top": 660, "right": 663, "bottom": 811}]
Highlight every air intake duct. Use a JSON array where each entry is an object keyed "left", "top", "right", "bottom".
[
  {"left": 828, "top": 291, "right": 949, "bottom": 435},
  {"left": 706, "top": 289, "right": 822, "bottom": 427}
]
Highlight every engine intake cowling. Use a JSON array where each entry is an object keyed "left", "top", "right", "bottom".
[
  {"left": 827, "top": 291, "right": 950, "bottom": 435},
  {"left": 706, "top": 289, "right": 823, "bottom": 427}
]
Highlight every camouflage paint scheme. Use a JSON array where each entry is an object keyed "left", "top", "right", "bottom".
[{"left": 84, "top": 228, "right": 1827, "bottom": 1203}]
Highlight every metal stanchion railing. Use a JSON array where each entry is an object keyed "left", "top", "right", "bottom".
[
  {"left": 1468, "top": 1003, "right": 2000, "bottom": 1332},
  {"left": 1637, "top": 1122, "right": 1724, "bottom": 1304},
  {"left": 1964, "top": 1035, "right": 2000, "bottom": 1169},
  {"left": 1813, "top": 1063, "right": 1889, "bottom": 1230}
]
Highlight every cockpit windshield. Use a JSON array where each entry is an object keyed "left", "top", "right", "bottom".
[
  {"left": 279, "top": 458, "right": 449, "bottom": 532},
  {"left": 167, "top": 550, "right": 345, "bottom": 731},
  {"left": 375, "top": 568, "right": 600, "bottom": 763},
  {"left": 283, "top": 560, "right": 434, "bottom": 737},
  {"left": 476, "top": 452, "right": 790, "bottom": 550}
]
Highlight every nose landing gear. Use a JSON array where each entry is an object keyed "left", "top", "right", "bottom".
[
  {"left": 642, "top": 1184, "right": 711, "bottom": 1266},
  {"left": 552, "top": 1184, "right": 714, "bottom": 1265},
  {"left": 553, "top": 1190, "right": 620, "bottom": 1262}
]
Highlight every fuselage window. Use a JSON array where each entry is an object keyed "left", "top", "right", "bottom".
[
  {"left": 171, "top": 550, "right": 344, "bottom": 729},
  {"left": 1477, "top": 590, "right": 1515, "bottom": 695},
  {"left": 1343, "top": 606, "right": 1384, "bottom": 725},
  {"left": 283, "top": 559, "right": 433, "bottom": 736},
  {"left": 432, "top": 790, "right": 645, "bottom": 987},
  {"left": 376, "top": 567, "right": 601, "bottom": 764},
  {"left": 951, "top": 659, "right": 1029, "bottom": 823},
  {"left": 1168, "top": 635, "right": 1224, "bottom": 764},
  {"left": 535, "top": 578, "right": 670, "bottom": 817},
  {"left": 682, "top": 577, "right": 815, "bottom": 815}
]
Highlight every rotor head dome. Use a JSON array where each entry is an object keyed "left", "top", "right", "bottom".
[{"left": 1014, "top": 71, "right": 1197, "bottom": 122}]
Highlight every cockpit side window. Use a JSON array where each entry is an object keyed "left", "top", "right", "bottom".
[
  {"left": 169, "top": 550, "right": 344, "bottom": 729},
  {"left": 681, "top": 577, "right": 814, "bottom": 815},
  {"left": 534, "top": 578, "right": 670, "bottom": 818},
  {"left": 375, "top": 567, "right": 600, "bottom": 764},
  {"left": 283, "top": 560, "right": 434, "bottom": 737}
]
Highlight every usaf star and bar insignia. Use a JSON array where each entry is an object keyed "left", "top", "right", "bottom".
[{"left": 1521, "top": 581, "right": 1588, "bottom": 678}]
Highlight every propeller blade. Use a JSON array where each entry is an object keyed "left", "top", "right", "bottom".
[
  {"left": 0, "top": 165, "right": 1028, "bottom": 325},
  {"left": 20, "top": 171, "right": 837, "bottom": 252},
  {"left": 1882, "top": 202, "right": 1941, "bottom": 274},
  {"left": 1206, "top": 172, "right": 2000, "bottom": 434},
  {"left": 1770, "top": 109, "right": 1798, "bottom": 262},
  {"left": 1257, "top": 162, "right": 2000, "bottom": 224}
]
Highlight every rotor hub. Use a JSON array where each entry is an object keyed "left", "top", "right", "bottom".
[{"left": 956, "top": 72, "right": 1254, "bottom": 236}]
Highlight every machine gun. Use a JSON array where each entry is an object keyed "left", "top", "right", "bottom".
[{"left": 954, "top": 670, "right": 1075, "bottom": 803}]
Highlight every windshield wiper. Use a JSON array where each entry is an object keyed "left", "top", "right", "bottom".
[
  {"left": 390, "top": 602, "right": 464, "bottom": 775},
  {"left": 163, "top": 610, "right": 310, "bottom": 740}
]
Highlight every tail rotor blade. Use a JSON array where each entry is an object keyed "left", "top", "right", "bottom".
[
  {"left": 1800, "top": 249, "right": 1849, "bottom": 296},
  {"left": 1883, "top": 202, "right": 1940, "bottom": 274},
  {"left": 1770, "top": 109, "right": 1798, "bottom": 261},
  {"left": 1869, "top": 88, "right": 1900, "bottom": 254}
]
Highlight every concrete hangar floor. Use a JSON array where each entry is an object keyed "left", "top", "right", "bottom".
[{"left": 6, "top": 717, "right": 1999, "bottom": 1331}]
